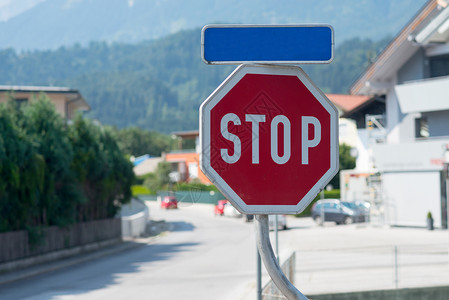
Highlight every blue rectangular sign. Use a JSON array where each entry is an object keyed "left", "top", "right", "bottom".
[{"left": 201, "top": 25, "right": 334, "bottom": 64}]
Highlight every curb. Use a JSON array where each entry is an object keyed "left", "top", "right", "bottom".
[{"left": 0, "top": 220, "right": 172, "bottom": 286}]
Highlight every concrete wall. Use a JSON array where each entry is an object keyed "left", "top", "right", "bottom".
[
  {"left": 383, "top": 171, "right": 441, "bottom": 227},
  {"left": 386, "top": 89, "right": 423, "bottom": 144},
  {"left": 120, "top": 198, "right": 150, "bottom": 238},
  {"left": 385, "top": 49, "right": 428, "bottom": 144},
  {"left": 396, "top": 48, "right": 425, "bottom": 84},
  {"left": 385, "top": 88, "right": 402, "bottom": 144},
  {"left": 309, "top": 285, "right": 449, "bottom": 300},
  {"left": 340, "top": 170, "right": 373, "bottom": 202}
]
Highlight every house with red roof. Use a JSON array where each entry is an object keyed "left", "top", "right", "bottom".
[{"left": 327, "top": 94, "right": 385, "bottom": 171}]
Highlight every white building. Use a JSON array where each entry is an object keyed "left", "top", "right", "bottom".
[{"left": 350, "top": 0, "right": 449, "bottom": 228}]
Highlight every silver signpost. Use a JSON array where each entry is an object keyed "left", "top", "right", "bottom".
[
  {"left": 256, "top": 215, "right": 307, "bottom": 299},
  {"left": 257, "top": 247, "right": 262, "bottom": 300},
  {"left": 200, "top": 24, "right": 338, "bottom": 300}
]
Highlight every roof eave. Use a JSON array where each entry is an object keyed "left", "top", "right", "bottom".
[
  {"left": 350, "top": 0, "right": 439, "bottom": 95},
  {"left": 341, "top": 97, "right": 377, "bottom": 118}
]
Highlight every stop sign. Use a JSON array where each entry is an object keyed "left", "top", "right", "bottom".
[{"left": 200, "top": 64, "right": 338, "bottom": 214}]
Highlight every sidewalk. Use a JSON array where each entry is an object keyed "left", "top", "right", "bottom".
[{"left": 240, "top": 217, "right": 449, "bottom": 299}]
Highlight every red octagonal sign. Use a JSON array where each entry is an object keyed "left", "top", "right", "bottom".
[{"left": 200, "top": 64, "right": 338, "bottom": 214}]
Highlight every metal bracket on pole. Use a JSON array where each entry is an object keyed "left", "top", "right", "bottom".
[{"left": 255, "top": 215, "right": 308, "bottom": 300}]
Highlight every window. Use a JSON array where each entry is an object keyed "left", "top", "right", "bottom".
[
  {"left": 429, "top": 55, "right": 449, "bottom": 78},
  {"left": 415, "top": 117, "right": 429, "bottom": 138},
  {"left": 15, "top": 98, "right": 28, "bottom": 108}
]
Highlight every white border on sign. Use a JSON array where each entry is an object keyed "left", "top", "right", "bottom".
[
  {"left": 201, "top": 24, "right": 335, "bottom": 65},
  {"left": 199, "top": 64, "right": 339, "bottom": 214}
]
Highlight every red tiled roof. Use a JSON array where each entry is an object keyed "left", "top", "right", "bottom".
[{"left": 326, "top": 94, "right": 372, "bottom": 114}]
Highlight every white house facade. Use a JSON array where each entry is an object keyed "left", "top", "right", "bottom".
[{"left": 350, "top": 0, "right": 449, "bottom": 228}]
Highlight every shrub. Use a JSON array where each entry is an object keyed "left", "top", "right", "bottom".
[{"left": 0, "top": 95, "right": 134, "bottom": 232}]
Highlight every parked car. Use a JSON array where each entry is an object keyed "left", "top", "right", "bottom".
[
  {"left": 223, "top": 202, "right": 242, "bottom": 218},
  {"left": 269, "top": 215, "right": 287, "bottom": 230},
  {"left": 214, "top": 200, "right": 228, "bottom": 216},
  {"left": 355, "top": 201, "right": 371, "bottom": 214},
  {"left": 311, "top": 199, "right": 365, "bottom": 225},
  {"left": 245, "top": 214, "right": 254, "bottom": 222},
  {"left": 343, "top": 201, "right": 371, "bottom": 215},
  {"left": 161, "top": 196, "right": 178, "bottom": 209}
]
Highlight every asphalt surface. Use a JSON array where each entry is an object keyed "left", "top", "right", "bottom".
[
  {"left": 0, "top": 202, "right": 258, "bottom": 300},
  {"left": 1, "top": 202, "right": 449, "bottom": 299}
]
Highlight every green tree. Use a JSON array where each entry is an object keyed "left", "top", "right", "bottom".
[
  {"left": 143, "top": 161, "right": 172, "bottom": 192},
  {"left": 0, "top": 96, "right": 135, "bottom": 233},
  {"left": 175, "top": 181, "right": 218, "bottom": 192},
  {"left": 329, "top": 143, "right": 357, "bottom": 189},
  {"left": 99, "top": 127, "right": 135, "bottom": 216},
  {"left": 112, "top": 126, "right": 174, "bottom": 157},
  {"left": 22, "top": 94, "right": 81, "bottom": 226},
  {"left": 69, "top": 114, "right": 106, "bottom": 221},
  {"left": 0, "top": 101, "right": 45, "bottom": 231},
  {"left": 69, "top": 114, "right": 134, "bottom": 220}
]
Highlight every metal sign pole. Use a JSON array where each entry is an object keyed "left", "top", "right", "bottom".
[
  {"left": 442, "top": 162, "right": 449, "bottom": 263},
  {"left": 255, "top": 215, "right": 308, "bottom": 300},
  {"left": 274, "top": 215, "right": 279, "bottom": 262},
  {"left": 444, "top": 146, "right": 449, "bottom": 263},
  {"left": 257, "top": 246, "right": 262, "bottom": 300},
  {"left": 320, "top": 190, "right": 325, "bottom": 226}
]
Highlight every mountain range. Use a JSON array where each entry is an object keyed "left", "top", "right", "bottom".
[
  {"left": 0, "top": 0, "right": 427, "bottom": 51},
  {"left": 0, "top": 0, "right": 430, "bottom": 133},
  {"left": 0, "top": 28, "right": 388, "bottom": 133}
]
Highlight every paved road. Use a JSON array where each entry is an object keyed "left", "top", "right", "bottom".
[
  {"left": 0, "top": 202, "right": 259, "bottom": 300},
  {"left": 2, "top": 202, "right": 449, "bottom": 299}
]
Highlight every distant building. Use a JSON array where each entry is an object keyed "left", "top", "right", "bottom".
[
  {"left": 327, "top": 94, "right": 384, "bottom": 171},
  {"left": 165, "top": 130, "right": 211, "bottom": 184},
  {"left": 349, "top": 0, "right": 449, "bottom": 228},
  {"left": 0, "top": 85, "right": 90, "bottom": 119},
  {"left": 133, "top": 156, "right": 164, "bottom": 177}
]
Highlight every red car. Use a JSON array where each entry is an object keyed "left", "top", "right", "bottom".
[
  {"left": 214, "top": 200, "right": 228, "bottom": 216},
  {"left": 161, "top": 196, "right": 178, "bottom": 209}
]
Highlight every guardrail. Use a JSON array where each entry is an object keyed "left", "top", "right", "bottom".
[
  {"left": 262, "top": 252, "right": 296, "bottom": 299},
  {"left": 295, "top": 243, "right": 449, "bottom": 295},
  {"left": 261, "top": 243, "right": 449, "bottom": 299}
]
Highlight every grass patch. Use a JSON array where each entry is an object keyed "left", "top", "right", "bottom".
[{"left": 131, "top": 185, "right": 152, "bottom": 196}]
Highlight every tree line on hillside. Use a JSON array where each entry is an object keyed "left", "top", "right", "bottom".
[
  {"left": 0, "top": 28, "right": 390, "bottom": 133},
  {"left": 0, "top": 95, "right": 134, "bottom": 234},
  {"left": 111, "top": 126, "right": 175, "bottom": 157}
]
